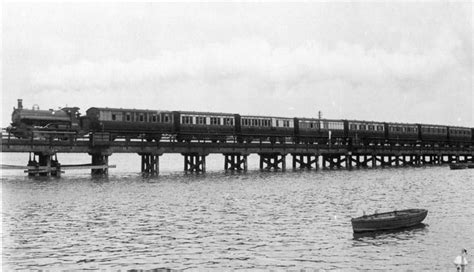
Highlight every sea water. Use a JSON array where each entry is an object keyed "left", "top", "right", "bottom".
[{"left": 2, "top": 153, "right": 473, "bottom": 270}]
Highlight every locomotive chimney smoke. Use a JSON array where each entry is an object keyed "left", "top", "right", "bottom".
[{"left": 17, "top": 99, "right": 23, "bottom": 110}]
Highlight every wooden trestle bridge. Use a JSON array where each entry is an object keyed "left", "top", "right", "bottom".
[{"left": 1, "top": 132, "right": 473, "bottom": 176}]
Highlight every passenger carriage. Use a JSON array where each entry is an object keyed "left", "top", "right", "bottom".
[
  {"left": 296, "top": 118, "right": 345, "bottom": 144},
  {"left": 419, "top": 124, "right": 448, "bottom": 146},
  {"left": 173, "top": 111, "right": 236, "bottom": 142},
  {"left": 448, "top": 126, "right": 472, "bottom": 147},
  {"left": 386, "top": 123, "right": 419, "bottom": 145},
  {"left": 86, "top": 107, "right": 174, "bottom": 141},
  {"left": 239, "top": 115, "right": 294, "bottom": 144},
  {"left": 320, "top": 119, "right": 346, "bottom": 145},
  {"left": 346, "top": 120, "right": 386, "bottom": 145}
]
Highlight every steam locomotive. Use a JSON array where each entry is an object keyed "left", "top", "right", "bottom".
[{"left": 7, "top": 99, "right": 474, "bottom": 147}]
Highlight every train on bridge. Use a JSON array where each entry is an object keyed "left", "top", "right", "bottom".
[{"left": 7, "top": 99, "right": 474, "bottom": 147}]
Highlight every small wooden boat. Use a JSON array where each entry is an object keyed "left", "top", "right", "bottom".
[{"left": 351, "top": 209, "right": 428, "bottom": 233}]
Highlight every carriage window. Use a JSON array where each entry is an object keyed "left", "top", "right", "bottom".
[
  {"left": 350, "top": 124, "right": 357, "bottom": 130},
  {"left": 368, "top": 125, "right": 374, "bottom": 131},
  {"left": 210, "top": 117, "right": 220, "bottom": 125},
  {"left": 182, "top": 116, "right": 193, "bottom": 124},
  {"left": 360, "top": 125, "right": 366, "bottom": 130},
  {"left": 197, "top": 117, "right": 206, "bottom": 125},
  {"left": 377, "top": 125, "right": 383, "bottom": 131},
  {"left": 223, "top": 118, "right": 233, "bottom": 126},
  {"left": 152, "top": 115, "right": 157, "bottom": 122},
  {"left": 126, "top": 113, "right": 131, "bottom": 121}
]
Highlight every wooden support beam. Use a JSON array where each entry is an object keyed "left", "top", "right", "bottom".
[
  {"left": 140, "top": 153, "right": 160, "bottom": 175},
  {"left": 183, "top": 153, "right": 207, "bottom": 173},
  {"left": 224, "top": 153, "right": 248, "bottom": 171},
  {"left": 292, "top": 154, "right": 318, "bottom": 169},
  {"left": 259, "top": 153, "right": 286, "bottom": 171},
  {"left": 91, "top": 153, "right": 109, "bottom": 176}
]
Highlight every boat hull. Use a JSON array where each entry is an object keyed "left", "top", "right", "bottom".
[{"left": 351, "top": 209, "right": 428, "bottom": 233}]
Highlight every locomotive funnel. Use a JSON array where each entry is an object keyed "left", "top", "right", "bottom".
[{"left": 17, "top": 99, "right": 23, "bottom": 109}]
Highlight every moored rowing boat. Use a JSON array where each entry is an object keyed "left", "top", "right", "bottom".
[{"left": 351, "top": 209, "right": 428, "bottom": 233}]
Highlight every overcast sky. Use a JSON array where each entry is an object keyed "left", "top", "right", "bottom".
[{"left": 2, "top": 2, "right": 473, "bottom": 128}]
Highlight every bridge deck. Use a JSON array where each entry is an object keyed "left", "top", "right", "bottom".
[{"left": 1, "top": 136, "right": 472, "bottom": 156}]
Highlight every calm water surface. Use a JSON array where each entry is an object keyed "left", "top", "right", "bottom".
[{"left": 2, "top": 153, "right": 473, "bottom": 271}]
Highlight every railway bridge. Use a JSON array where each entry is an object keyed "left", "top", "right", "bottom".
[{"left": 1, "top": 132, "right": 473, "bottom": 176}]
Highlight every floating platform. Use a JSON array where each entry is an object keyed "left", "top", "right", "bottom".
[{"left": 1, "top": 163, "right": 116, "bottom": 175}]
